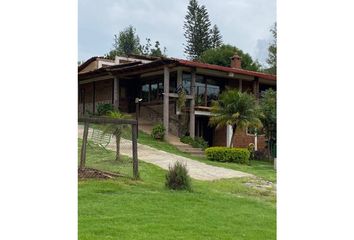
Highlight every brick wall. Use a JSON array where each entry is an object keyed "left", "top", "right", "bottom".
[
  {"left": 212, "top": 125, "right": 267, "bottom": 150},
  {"left": 94, "top": 80, "right": 113, "bottom": 112}
]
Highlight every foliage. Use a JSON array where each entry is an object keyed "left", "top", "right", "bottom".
[
  {"left": 96, "top": 103, "right": 114, "bottom": 116},
  {"left": 165, "top": 161, "right": 192, "bottom": 191},
  {"left": 248, "top": 143, "right": 255, "bottom": 160},
  {"left": 205, "top": 147, "right": 250, "bottom": 164},
  {"left": 180, "top": 135, "right": 193, "bottom": 145},
  {"left": 254, "top": 150, "right": 269, "bottom": 161},
  {"left": 140, "top": 38, "right": 166, "bottom": 57},
  {"left": 199, "top": 44, "right": 262, "bottom": 71},
  {"left": 176, "top": 88, "right": 186, "bottom": 111},
  {"left": 266, "top": 22, "right": 277, "bottom": 74},
  {"left": 151, "top": 123, "right": 166, "bottom": 140},
  {"left": 180, "top": 135, "right": 208, "bottom": 149},
  {"left": 107, "top": 26, "right": 167, "bottom": 59},
  {"left": 107, "top": 25, "right": 141, "bottom": 58},
  {"left": 104, "top": 110, "right": 131, "bottom": 161},
  {"left": 259, "top": 89, "right": 276, "bottom": 158},
  {"left": 183, "top": 0, "right": 213, "bottom": 59},
  {"left": 192, "top": 137, "right": 208, "bottom": 149},
  {"left": 209, "top": 90, "right": 262, "bottom": 147},
  {"left": 210, "top": 24, "right": 223, "bottom": 48}
]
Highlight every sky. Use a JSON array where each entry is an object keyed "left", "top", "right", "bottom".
[{"left": 78, "top": 0, "right": 276, "bottom": 66}]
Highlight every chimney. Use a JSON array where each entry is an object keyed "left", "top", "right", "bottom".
[{"left": 230, "top": 54, "right": 242, "bottom": 69}]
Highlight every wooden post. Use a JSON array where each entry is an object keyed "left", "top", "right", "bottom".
[
  {"left": 132, "top": 123, "right": 139, "bottom": 179},
  {"left": 79, "top": 121, "right": 89, "bottom": 169}
]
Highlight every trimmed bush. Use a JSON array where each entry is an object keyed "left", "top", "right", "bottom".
[
  {"left": 151, "top": 123, "right": 165, "bottom": 140},
  {"left": 205, "top": 147, "right": 250, "bottom": 164},
  {"left": 165, "top": 161, "right": 191, "bottom": 191}
]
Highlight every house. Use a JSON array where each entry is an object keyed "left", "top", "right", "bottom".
[{"left": 78, "top": 54, "right": 276, "bottom": 150}]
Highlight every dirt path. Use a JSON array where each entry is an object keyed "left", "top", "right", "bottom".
[{"left": 78, "top": 126, "right": 254, "bottom": 181}]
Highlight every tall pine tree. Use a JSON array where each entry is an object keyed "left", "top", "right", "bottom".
[
  {"left": 266, "top": 22, "right": 277, "bottom": 74},
  {"left": 183, "top": 0, "right": 212, "bottom": 60},
  {"left": 210, "top": 24, "right": 223, "bottom": 48}
]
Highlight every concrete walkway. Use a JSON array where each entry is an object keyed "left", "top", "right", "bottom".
[{"left": 78, "top": 126, "right": 253, "bottom": 181}]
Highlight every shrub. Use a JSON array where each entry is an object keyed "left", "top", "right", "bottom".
[
  {"left": 180, "top": 135, "right": 193, "bottom": 144},
  {"left": 151, "top": 123, "right": 165, "bottom": 140},
  {"left": 165, "top": 161, "right": 191, "bottom": 191},
  {"left": 205, "top": 147, "right": 250, "bottom": 164},
  {"left": 97, "top": 103, "right": 114, "bottom": 116},
  {"left": 253, "top": 150, "right": 269, "bottom": 161},
  {"left": 193, "top": 137, "right": 208, "bottom": 149},
  {"left": 180, "top": 136, "right": 208, "bottom": 149}
]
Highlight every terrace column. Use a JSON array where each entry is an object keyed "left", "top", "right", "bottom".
[
  {"left": 163, "top": 66, "right": 170, "bottom": 136},
  {"left": 176, "top": 69, "right": 182, "bottom": 114},
  {"left": 113, "top": 76, "right": 120, "bottom": 111},
  {"left": 189, "top": 70, "right": 196, "bottom": 139},
  {"left": 239, "top": 79, "right": 243, "bottom": 91}
]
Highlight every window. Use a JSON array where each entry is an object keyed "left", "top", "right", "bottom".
[
  {"left": 195, "top": 75, "right": 206, "bottom": 106},
  {"left": 140, "top": 75, "right": 164, "bottom": 103},
  {"left": 150, "top": 82, "right": 158, "bottom": 101},
  {"left": 206, "top": 78, "right": 220, "bottom": 106},
  {"left": 182, "top": 73, "right": 191, "bottom": 95},
  {"left": 169, "top": 71, "right": 177, "bottom": 93},
  {"left": 141, "top": 84, "right": 149, "bottom": 102}
]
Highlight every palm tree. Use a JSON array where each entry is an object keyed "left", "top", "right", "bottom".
[
  {"left": 209, "top": 90, "right": 262, "bottom": 147},
  {"left": 104, "top": 110, "right": 131, "bottom": 161}
]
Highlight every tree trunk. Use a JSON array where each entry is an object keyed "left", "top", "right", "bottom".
[
  {"left": 115, "top": 134, "right": 121, "bottom": 161},
  {"left": 229, "top": 125, "right": 237, "bottom": 148}
]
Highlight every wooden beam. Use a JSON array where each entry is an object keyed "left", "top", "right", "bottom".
[{"left": 79, "top": 121, "right": 89, "bottom": 169}]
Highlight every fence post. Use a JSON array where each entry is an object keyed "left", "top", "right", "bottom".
[
  {"left": 79, "top": 121, "right": 89, "bottom": 169},
  {"left": 132, "top": 123, "right": 139, "bottom": 179}
]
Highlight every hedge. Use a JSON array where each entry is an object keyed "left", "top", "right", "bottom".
[{"left": 205, "top": 147, "right": 250, "bottom": 164}]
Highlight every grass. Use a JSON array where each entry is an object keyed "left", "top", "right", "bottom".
[
  {"left": 137, "top": 130, "right": 276, "bottom": 182},
  {"left": 79, "top": 139, "right": 276, "bottom": 240},
  {"left": 82, "top": 123, "right": 276, "bottom": 182}
]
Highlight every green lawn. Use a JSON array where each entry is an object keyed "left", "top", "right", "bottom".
[
  {"left": 137, "top": 131, "right": 276, "bottom": 182},
  {"left": 79, "top": 139, "right": 276, "bottom": 240}
]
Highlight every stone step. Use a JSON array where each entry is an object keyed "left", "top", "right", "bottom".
[{"left": 191, "top": 153, "right": 206, "bottom": 157}]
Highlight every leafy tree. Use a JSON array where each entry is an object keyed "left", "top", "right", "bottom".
[
  {"left": 107, "top": 25, "right": 141, "bottom": 58},
  {"left": 199, "top": 44, "right": 262, "bottom": 71},
  {"left": 209, "top": 90, "right": 262, "bottom": 147},
  {"left": 266, "top": 23, "right": 277, "bottom": 74},
  {"left": 210, "top": 24, "right": 223, "bottom": 48},
  {"left": 259, "top": 89, "right": 276, "bottom": 157},
  {"left": 140, "top": 38, "right": 166, "bottom": 57},
  {"left": 104, "top": 110, "right": 131, "bottom": 161},
  {"left": 183, "top": 0, "right": 212, "bottom": 59}
]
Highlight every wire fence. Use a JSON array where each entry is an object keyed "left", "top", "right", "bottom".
[{"left": 78, "top": 117, "right": 138, "bottom": 179}]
